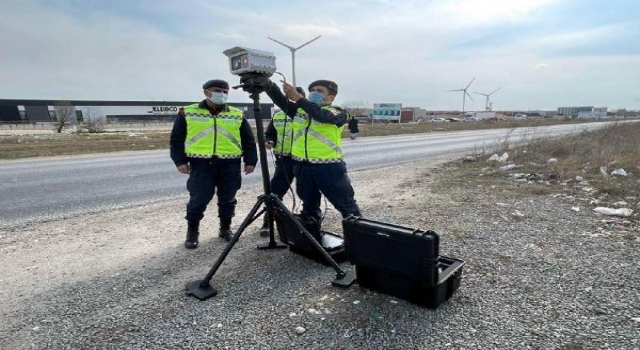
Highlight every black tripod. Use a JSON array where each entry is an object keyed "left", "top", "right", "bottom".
[{"left": 186, "top": 76, "right": 356, "bottom": 300}]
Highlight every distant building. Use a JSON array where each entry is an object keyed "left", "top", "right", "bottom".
[
  {"left": 577, "top": 107, "right": 608, "bottom": 119},
  {"left": 400, "top": 107, "right": 427, "bottom": 122},
  {"left": 557, "top": 106, "right": 595, "bottom": 118},
  {"left": 0, "top": 99, "right": 273, "bottom": 123}
]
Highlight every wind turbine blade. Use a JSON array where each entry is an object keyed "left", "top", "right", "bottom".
[
  {"left": 465, "top": 91, "right": 475, "bottom": 101},
  {"left": 268, "top": 37, "right": 295, "bottom": 50},
  {"left": 465, "top": 77, "right": 476, "bottom": 90},
  {"left": 296, "top": 35, "right": 322, "bottom": 50},
  {"left": 447, "top": 89, "right": 464, "bottom": 92},
  {"left": 474, "top": 92, "right": 488, "bottom": 96},
  {"left": 489, "top": 87, "right": 502, "bottom": 95}
]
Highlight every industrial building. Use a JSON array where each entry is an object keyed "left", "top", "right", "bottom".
[
  {"left": 557, "top": 106, "right": 608, "bottom": 118},
  {"left": 401, "top": 107, "right": 427, "bottom": 122},
  {"left": 0, "top": 99, "right": 274, "bottom": 123}
]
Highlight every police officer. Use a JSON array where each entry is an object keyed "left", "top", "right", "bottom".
[
  {"left": 259, "top": 87, "right": 306, "bottom": 236},
  {"left": 348, "top": 115, "right": 359, "bottom": 140},
  {"left": 170, "top": 79, "right": 258, "bottom": 249},
  {"left": 263, "top": 78, "right": 361, "bottom": 222}
]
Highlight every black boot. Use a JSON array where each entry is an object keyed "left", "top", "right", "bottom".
[
  {"left": 259, "top": 215, "right": 270, "bottom": 237},
  {"left": 219, "top": 217, "right": 232, "bottom": 242},
  {"left": 185, "top": 220, "right": 200, "bottom": 249}
]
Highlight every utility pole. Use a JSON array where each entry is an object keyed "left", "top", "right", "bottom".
[{"left": 268, "top": 35, "right": 321, "bottom": 87}]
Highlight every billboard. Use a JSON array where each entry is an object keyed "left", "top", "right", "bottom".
[{"left": 372, "top": 103, "right": 402, "bottom": 122}]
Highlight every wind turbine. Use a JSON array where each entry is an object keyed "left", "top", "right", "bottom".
[
  {"left": 447, "top": 77, "right": 475, "bottom": 113},
  {"left": 268, "top": 35, "right": 322, "bottom": 88},
  {"left": 474, "top": 87, "right": 502, "bottom": 111}
]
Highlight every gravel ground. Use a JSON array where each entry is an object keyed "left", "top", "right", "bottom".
[{"left": 1, "top": 158, "right": 639, "bottom": 349}]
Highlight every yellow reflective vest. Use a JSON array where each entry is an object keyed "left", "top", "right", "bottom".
[
  {"left": 291, "top": 105, "right": 344, "bottom": 163},
  {"left": 271, "top": 109, "right": 303, "bottom": 156},
  {"left": 183, "top": 104, "right": 244, "bottom": 158}
]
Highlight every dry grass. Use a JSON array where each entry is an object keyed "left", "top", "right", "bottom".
[
  {"left": 0, "top": 118, "right": 616, "bottom": 160},
  {"left": 344, "top": 118, "right": 597, "bottom": 138},
  {"left": 452, "top": 121, "right": 640, "bottom": 212},
  {"left": 0, "top": 132, "right": 170, "bottom": 159},
  {"left": 503, "top": 122, "right": 640, "bottom": 183}
]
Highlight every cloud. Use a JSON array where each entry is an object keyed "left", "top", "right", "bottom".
[
  {"left": 438, "top": 0, "right": 560, "bottom": 24},
  {"left": 537, "top": 25, "right": 621, "bottom": 47},
  {"left": 280, "top": 24, "right": 344, "bottom": 38},
  {"left": 1, "top": 0, "right": 639, "bottom": 110}
]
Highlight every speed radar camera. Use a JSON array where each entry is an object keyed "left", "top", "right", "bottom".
[{"left": 223, "top": 47, "right": 277, "bottom": 76}]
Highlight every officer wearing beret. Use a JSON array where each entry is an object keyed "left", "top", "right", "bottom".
[
  {"left": 170, "top": 79, "right": 258, "bottom": 249},
  {"left": 264, "top": 79, "right": 361, "bottom": 223},
  {"left": 258, "top": 87, "right": 306, "bottom": 236}
]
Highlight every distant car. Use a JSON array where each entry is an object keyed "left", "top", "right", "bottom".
[
  {"left": 429, "top": 118, "right": 448, "bottom": 123},
  {"left": 463, "top": 116, "right": 479, "bottom": 121},
  {"left": 514, "top": 114, "right": 527, "bottom": 120},
  {"left": 446, "top": 117, "right": 461, "bottom": 122}
]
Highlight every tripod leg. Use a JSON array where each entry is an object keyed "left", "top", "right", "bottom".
[
  {"left": 186, "top": 197, "right": 266, "bottom": 300},
  {"left": 272, "top": 197, "right": 355, "bottom": 288},
  {"left": 258, "top": 195, "right": 287, "bottom": 250}
]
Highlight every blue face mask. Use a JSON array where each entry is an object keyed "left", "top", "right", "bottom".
[{"left": 307, "top": 91, "right": 325, "bottom": 105}]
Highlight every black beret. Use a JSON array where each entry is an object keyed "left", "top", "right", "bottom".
[
  {"left": 295, "top": 87, "right": 306, "bottom": 97},
  {"left": 308, "top": 80, "right": 338, "bottom": 95},
  {"left": 202, "top": 79, "right": 229, "bottom": 90}
]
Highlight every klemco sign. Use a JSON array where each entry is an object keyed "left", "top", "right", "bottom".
[
  {"left": 149, "top": 106, "right": 179, "bottom": 114},
  {"left": 372, "top": 103, "right": 402, "bottom": 121}
]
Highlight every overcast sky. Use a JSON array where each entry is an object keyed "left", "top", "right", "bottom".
[{"left": 1, "top": 0, "right": 639, "bottom": 110}]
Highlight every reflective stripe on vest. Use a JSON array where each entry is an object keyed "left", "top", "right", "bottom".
[
  {"left": 290, "top": 105, "right": 344, "bottom": 163},
  {"left": 272, "top": 110, "right": 297, "bottom": 156},
  {"left": 183, "top": 104, "right": 244, "bottom": 158}
]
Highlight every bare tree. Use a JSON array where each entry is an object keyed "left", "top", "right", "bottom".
[
  {"left": 54, "top": 100, "right": 74, "bottom": 133},
  {"left": 80, "top": 107, "right": 105, "bottom": 133}
]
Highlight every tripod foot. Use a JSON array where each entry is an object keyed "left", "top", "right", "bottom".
[
  {"left": 257, "top": 241, "right": 287, "bottom": 250},
  {"left": 331, "top": 270, "right": 356, "bottom": 288},
  {"left": 186, "top": 280, "right": 218, "bottom": 300}
]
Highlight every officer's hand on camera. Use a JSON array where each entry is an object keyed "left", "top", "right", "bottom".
[
  {"left": 265, "top": 141, "right": 274, "bottom": 149},
  {"left": 282, "top": 82, "right": 303, "bottom": 102},
  {"left": 244, "top": 165, "right": 255, "bottom": 175},
  {"left": 177, "top": 164, "right": 190, "bottom": 174}
]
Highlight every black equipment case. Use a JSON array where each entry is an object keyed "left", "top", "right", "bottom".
[
  {"left": 342, "top": 216, "right": 465, "bottom": 309},
  {"left": 273, "top": 208, "right": 346, "bottom": 264}
]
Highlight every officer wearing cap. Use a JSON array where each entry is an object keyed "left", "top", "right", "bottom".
[
  {"left": 170, "top": 79, "right": 258, "bottom": 249},
  {"left": 263, "top": 78, "right": 361, "bottom": 222},
  {"left": 258, "top": 87, "right": 306, "bottom": 236}
]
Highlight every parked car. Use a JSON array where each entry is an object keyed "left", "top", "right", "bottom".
[
  {"left": 514, "top": 114, "right": 527, "bottom": 120},
  {"left": 463, "top": 116, "right": 479, "bottom": 122},
  {"left": 446, "top": 117, "right": 461, "bottom": 122},
  {"left": 429, "top": 118, "right": 448, "bottom": 123}
]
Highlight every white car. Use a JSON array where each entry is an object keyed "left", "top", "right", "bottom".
[
  {"left": 514, "top": 114, "right": 527, "bottom": 120},
  {"left": 429, "top": 118, "right": 448, "bottom": 123}
]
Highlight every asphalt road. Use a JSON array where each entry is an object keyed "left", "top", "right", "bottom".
[{"left": 0, "top": 122, "right": 609, "bottom": 229}]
